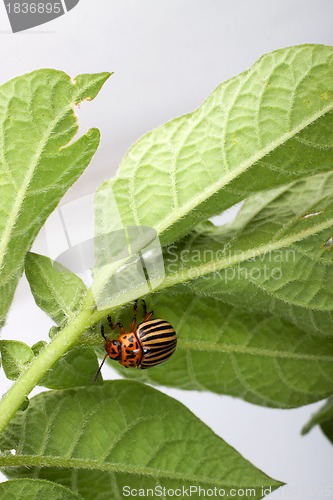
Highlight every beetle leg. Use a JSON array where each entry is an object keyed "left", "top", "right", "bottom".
[
  {"left": 142, "top": 299, "right": 153, "bottom": 322},
  {"left": 101, "top": 324, "right": 108, "bottom": 341},
  {"left": 107, "top": 315, "right": 125, "bottom": 335},
  {"left": 129, "top": 300, "right": 138, "bottom": 332}
]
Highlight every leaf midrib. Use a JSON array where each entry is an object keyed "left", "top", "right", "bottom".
[
  {"left": 153, "top": 103, "right": 333, "bottom": 239},
  {"left": 0, "top": 104, "right": 72, "bottom": 272},
  {"left": 178, "top": 339, "right": 333, "bottom": 362},
  {"left": 0, "top": 454, "right": 277, "bottom": 487}
]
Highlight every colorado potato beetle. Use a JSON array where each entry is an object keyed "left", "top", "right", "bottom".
[{"left": 94, "top": 300, "right": 177, "bottom": 380}]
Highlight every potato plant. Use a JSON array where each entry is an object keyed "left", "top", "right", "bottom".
[{"left": 0, "top": 44, "right": 333, "bottom": 499}]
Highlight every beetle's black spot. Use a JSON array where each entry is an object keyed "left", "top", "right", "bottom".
[
  {"left": 125, "top": 350, "right": 137, "bottom": 358},
  {"left": 128, "top": 335, "right": 135, "bottom": 343}
]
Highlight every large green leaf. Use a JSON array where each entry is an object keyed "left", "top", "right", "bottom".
[
  {"left": 34, "top": 343, "right": 102, "bottom": 390},
  {"left": 0, "top": 381, "right": 282, "bottom": 500},
  {"left": 107, "top": 44, "right": 333, "bottom": 247},
  {"left": 0, "top": 69, "right": 110, "bottom": 327},
  {"left": 159, "top": 171, "right": 333, "bottom": 336},
  {"left": 107, "top": 294, "right": 333, "bottom": 408},
  {"left": 0, "top": 479, "right": 83, "bottom": 499},
  {"left": 76, "top": 46, "right": 333, "bottom": 349}
]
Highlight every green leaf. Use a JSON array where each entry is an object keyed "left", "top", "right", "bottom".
[
  {"left": 0, "top": 69, "right": 111, "bottom": 327},
  {"left": 32, "top": 340, "right": 101, "bottom": 390},
  {"left": 0, "top": 478, "right": 83, "bottom": 499},
  {"left": 107, "top": 44, "right": 333, "bottom": 247},
  {"left": 25, "top": 252, "right": 87, "bottom": 327},
  {"left": 0, "top": 341, "right": 34, "bottom": 380},
  {"left": 0, "top": 381, "right": 282, "bottom": 500},
  {"left": 160, "top": 171, "right": 333, "bottom": 336},
  {"left": 39, "top": 346, "right": 102, "bottom": 389},
  {"left": 109, "top": 294, "right": 333, "bottom": 408},
  {"left": 83, "top": 45, "right": 333, "bottom": 331},
  {"left": 302, "top": 397, "right": 333, "bottom": 436}
]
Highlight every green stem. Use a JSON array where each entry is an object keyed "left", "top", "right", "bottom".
[{"left": 0, "top": 306, "right": 99, "bottom": 435}]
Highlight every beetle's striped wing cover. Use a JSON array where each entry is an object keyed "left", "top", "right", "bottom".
[{"left": 137, "top": 319, "right": 177, "bottom": 368}]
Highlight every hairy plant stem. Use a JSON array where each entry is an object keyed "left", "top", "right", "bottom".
[{"left": 0, "top": 303, "right": 100, "bottom": 435}]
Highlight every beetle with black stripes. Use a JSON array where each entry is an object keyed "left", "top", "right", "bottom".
[{"left": 94, "top": 300, "right": 177, "bottom": 380}]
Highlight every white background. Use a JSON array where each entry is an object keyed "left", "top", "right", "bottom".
[{"left": 0, "top": 1, "right": 333, "bottom": 498}]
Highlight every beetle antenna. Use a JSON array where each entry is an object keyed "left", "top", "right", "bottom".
[{"left": 93, "top": 354, "right": 108, "bottom": 383}]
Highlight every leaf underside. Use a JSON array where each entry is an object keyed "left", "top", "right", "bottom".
[
  {"left": 0, "top": 381, "right": 282, "bottom": 500},
  {"left": 93, "top": 45, "right": 333, "bottom": 336},
  {"left": 0, "top": 69, "right": 110, "bottom": 327}
]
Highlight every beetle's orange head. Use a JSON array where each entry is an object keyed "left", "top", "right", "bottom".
[{"left": 106, "top": 339, "right": 122, "bottom": 361}]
